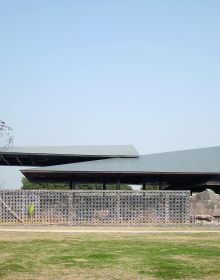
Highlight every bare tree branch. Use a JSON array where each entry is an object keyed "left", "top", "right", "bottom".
[
  {"left": 0, "top": 120, "right": 14, "bottom": 154},
  {"left": 0, "top": 177, "right": 5, "bottom": 189}
]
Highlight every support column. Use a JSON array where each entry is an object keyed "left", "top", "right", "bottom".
[
  {"left": 164, "top": 192, "right": 170, "bottom": 223},
  {"left": 69, "top": 181, "right": 76, "bottom": 190},
  {"left": 116, "top": 189, "right": 121, "bottom": 222},
  {"left": 142, "top": 181, "right": 146, "bottom": 191},
  {"left": 68, "top": 192, "right": 74, "bottom": 225},
  {"left": 103, "top": 183, "right": 106, "bottom": 190},
  {"left": 116, "top": 179, "right": 120, "bottom": 190}
]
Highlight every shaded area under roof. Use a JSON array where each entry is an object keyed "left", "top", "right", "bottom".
[{"left": 0, "top": 145, "right": 139, "bottom": 166}]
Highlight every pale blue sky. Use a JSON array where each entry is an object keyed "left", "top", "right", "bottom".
[{"left": 0, "top": 0, "right": 220, "bottom": 188}]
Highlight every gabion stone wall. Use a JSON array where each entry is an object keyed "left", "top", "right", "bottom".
[{"left": 0, "top": 190, "right": 190, "bottom": 225}]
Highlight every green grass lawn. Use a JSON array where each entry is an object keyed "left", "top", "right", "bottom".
[{"left": 0, "top": 231, "right": 220, "bottom": 280}]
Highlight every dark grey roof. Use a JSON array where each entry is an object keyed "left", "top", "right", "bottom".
[
  {"left": 2, "top": 145, "right": 138, "bottom": 157},
  {"left": 0, "top": 145, "right": 139, "bottom": 166},
  {"left": 24, "top": 146, "right": 220, "bottom": 174}
]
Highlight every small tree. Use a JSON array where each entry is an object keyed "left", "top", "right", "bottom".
[{"left": 27, "top": 203, "right": 35, "bottom": 216}]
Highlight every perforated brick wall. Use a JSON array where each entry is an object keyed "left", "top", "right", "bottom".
[{"left": 0, "top": 190, "right": 190, "bottom": 225}]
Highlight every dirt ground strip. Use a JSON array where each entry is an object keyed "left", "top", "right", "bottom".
[{"left": 1, "top": 224, "right": 220, "bottom": 233}]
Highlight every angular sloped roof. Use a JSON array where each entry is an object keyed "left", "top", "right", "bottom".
[
  {"left": 22, "top": 146, "right": 220, "bottom": 174},
  {"left": 2, "top": 145, "right": 138, "bottom": 157},
  {"left": 0, "top": 145, "right": 139, "bottom": 166}
]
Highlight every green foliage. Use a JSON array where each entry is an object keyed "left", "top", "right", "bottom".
[
  {"left": 21, "top": 177, "right": 69, "bottom": 190},
  {"left": 141, "top": 183, "right": 160, "bottom": 190},
  {"left": 27, "top": 204, "right": 35, "bottom": 216},
  {"left": 21, "top": 177, "right": 132, "bottom": 190}
]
